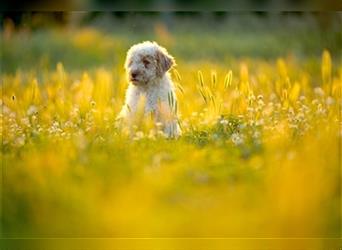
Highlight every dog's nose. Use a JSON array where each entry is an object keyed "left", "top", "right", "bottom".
[{"left": 131, "top": 71, "right": 139, "bottom": 78}]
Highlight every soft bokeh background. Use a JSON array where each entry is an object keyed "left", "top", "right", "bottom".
[
  {"left": 1, "top": 12, "right": 341, "bottom": 249},
  {"left": 1, "top": 12, "right": 341, "bottom": 73}
]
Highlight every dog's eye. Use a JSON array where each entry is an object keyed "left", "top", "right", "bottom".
[{"left": 143, "top": 59, "right": 150, "bottom": 67}]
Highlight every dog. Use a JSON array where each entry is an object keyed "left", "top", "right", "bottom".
[{"left": 117, "top": 41, "right": 181, "bottom": 138}]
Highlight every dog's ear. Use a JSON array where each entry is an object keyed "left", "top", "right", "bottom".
[{"left": 156, "top": 48, "right": 175, "bottom": 76}]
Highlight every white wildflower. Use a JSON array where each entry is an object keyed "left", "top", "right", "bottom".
[
  {"left": 220, "top": 119, "right": 228, "bottom": 125},
  {"left": 21, "top": 117, "right": 31, "bottom": 127},
  {"left": 14, "top": 135, "right": 26, "bottom": 147},
  {"left": 257, "top": 99, "right": 265, "bottom": 107},
  {"left": 252, "top": 130, "right": 261, "bottom": 139},
  {"left": 326, "top": 96, "right": 335, "bottom": 106},
  {"left": 247, "top": 107, "right": 254, "bottom": 113},
  {"left": 299, "top": 95, "right": 306, "bottom": 102},
  {"left": 311, "top": 99, "right": 320, "bottom": 105},
  {"left": 269, "top": 93, "right": 277, "bottom": 101},
  {"left": 231, "top": 133, "right": 244, "bottom": 145},
  {"left": 133, "top": 131, "right": 144, "bottom": 141},
  {"left": 27, "top": 105, "right": 38, "bottom": 116},
  {"left": 256, "top": 119, "right": 264, "bottom": 126},
  {"left": 314, "top": 87, "right": 324, "bottom": 97},
  {"left": 2, "top": 105, "right": 11, "bottom": 114}
]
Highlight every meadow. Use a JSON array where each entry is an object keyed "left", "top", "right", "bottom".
[{"left": 1, "top": 13, "right": 341, "bottom": 248}]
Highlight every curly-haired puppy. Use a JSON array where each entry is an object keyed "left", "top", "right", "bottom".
[{"left": 117, "top": 41, "right": 181, "bottom": 138}]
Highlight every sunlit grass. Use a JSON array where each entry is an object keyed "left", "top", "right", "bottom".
[{"left": 0, "top": 27, "right": 341, "bottom": 242}]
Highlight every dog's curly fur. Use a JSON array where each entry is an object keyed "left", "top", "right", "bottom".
[{"left": 117, "top": 41, "right": 181, "bottom": 138}]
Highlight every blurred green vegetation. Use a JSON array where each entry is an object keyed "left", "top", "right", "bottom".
[{"left": 1, "top": 13, "right": 341, "bottom": 73}]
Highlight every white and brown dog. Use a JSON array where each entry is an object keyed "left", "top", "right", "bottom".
[{"left": 117, "top": 41, "right": 181, "bottom": 138}]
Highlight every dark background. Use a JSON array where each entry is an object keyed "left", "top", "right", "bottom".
[{"left": 1, "top": 0, "right": 341, "bottom": 10}]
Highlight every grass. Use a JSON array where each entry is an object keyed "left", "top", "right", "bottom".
[{"left": 1, "top": 15, "right": 341, "bottom": 247}]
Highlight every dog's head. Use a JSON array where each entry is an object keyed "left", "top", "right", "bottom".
[{"left": 125, "top": 41, "right": 175, "bottom": 86}]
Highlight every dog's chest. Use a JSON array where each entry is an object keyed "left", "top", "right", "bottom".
[
  {"left": 138, "top": 84, "right": 169, "bottom": 114},
  {"left": 143, "top": 88, "right": 162, "bottom": 113}
]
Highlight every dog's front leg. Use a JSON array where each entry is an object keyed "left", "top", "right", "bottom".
[
  {"left": 116, "top": 86, "right": 141, "bottom": 135},
  {"left": 163, "top": 120, "right": 181, "bottom": 138},
  {"left": 154, "top": 100, "right": 181, "bottom": 138}
]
